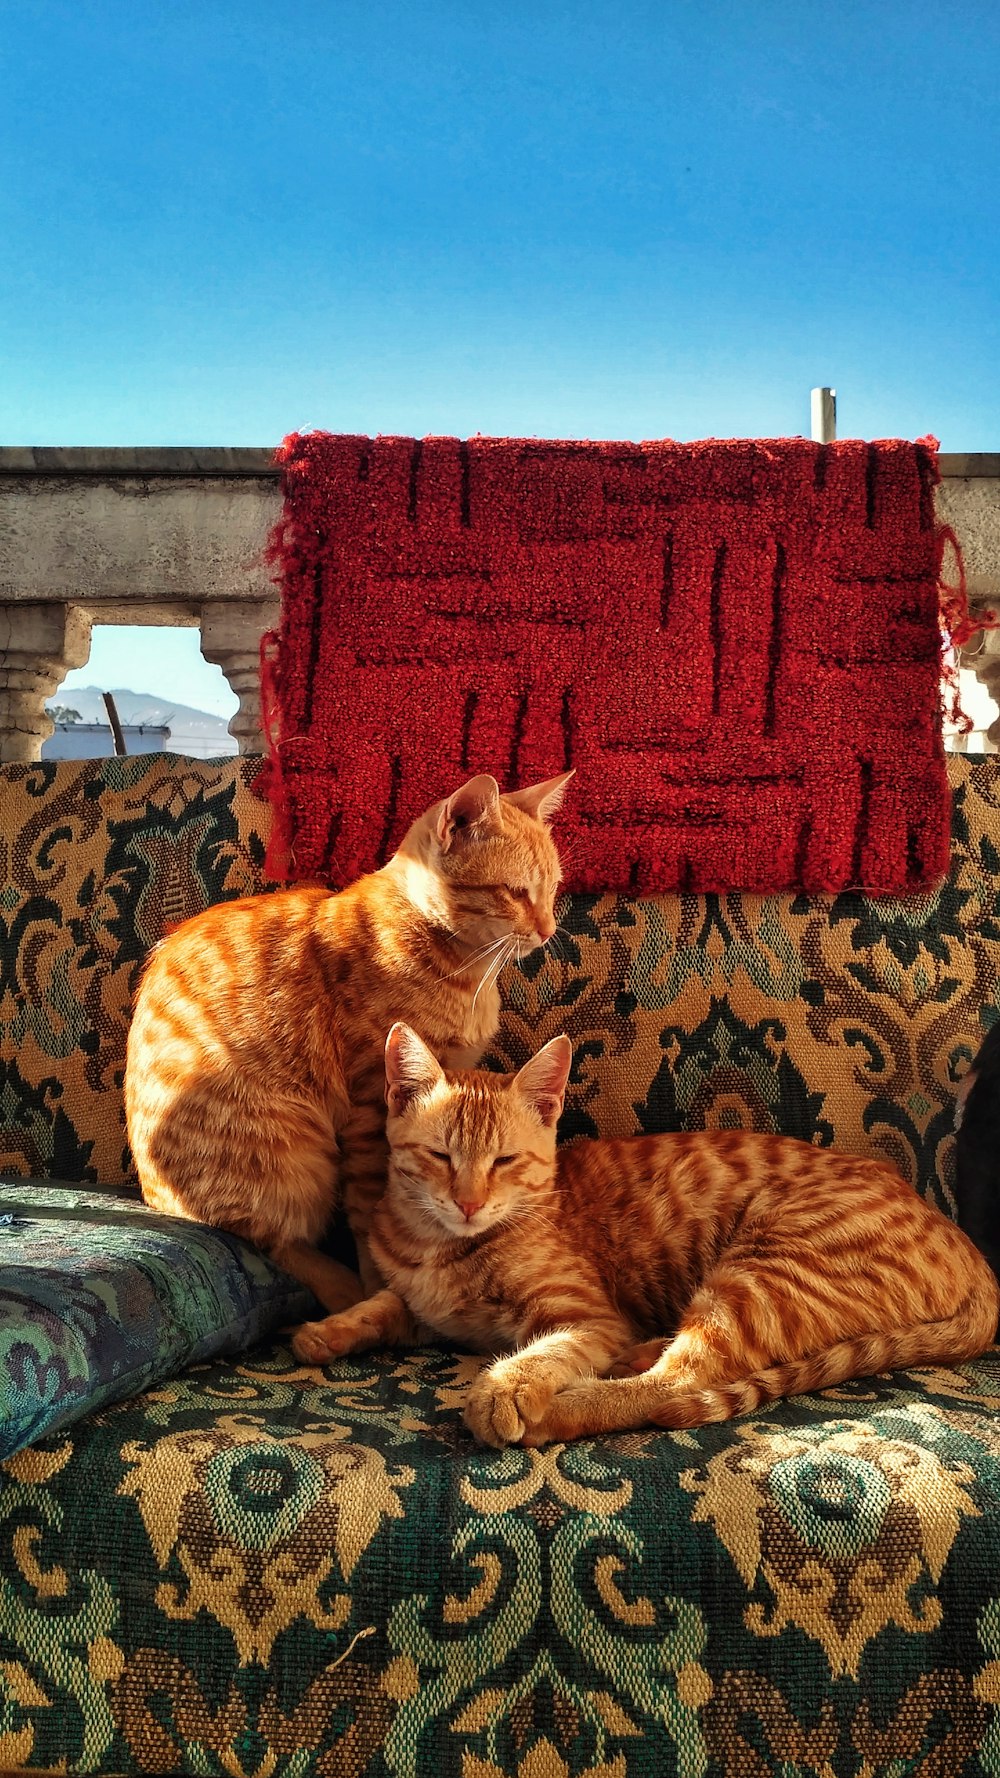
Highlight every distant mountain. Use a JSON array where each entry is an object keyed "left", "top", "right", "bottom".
[{"left": 46, "top": 686, "right": 238, "bottom": 758}]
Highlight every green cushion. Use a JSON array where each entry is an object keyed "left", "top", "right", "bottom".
[{"left": 0, "top": 1181, "right": 314, "bottom": 1458}]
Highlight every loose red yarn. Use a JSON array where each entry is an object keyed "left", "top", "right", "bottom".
[{"left": 258, "top": 431, "right": 974, "bottom": 895}]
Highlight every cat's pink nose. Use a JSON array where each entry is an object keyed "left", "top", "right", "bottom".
[
  {"left": 538, "top": 916, "right": 557, "bottom": 941},
  {"left": 456, "top": 1199, "right": 481, "bottom": 1221}
]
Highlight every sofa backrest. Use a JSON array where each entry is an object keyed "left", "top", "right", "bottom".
[{"left": 2, "top": 754, "right": 998, "bottom": 1212}]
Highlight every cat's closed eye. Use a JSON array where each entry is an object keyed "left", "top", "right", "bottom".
[
  {"left": 429, "top": 1150, "right": 451, "bottom": 1164},
  {"left": 493, "top": 1155, "right": 517, "bottom": 1169},
  {"left": 473, "top": 884, "right": 531, "bottom": 901}
]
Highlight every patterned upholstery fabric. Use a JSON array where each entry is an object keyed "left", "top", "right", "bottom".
[
  {"left": 1, "top": 753, "right": 1000, "bottom": 1776},
  {"left": 1, "top": 756, "right": 270, "bottom": 1188},
  {"left": 1, "top": 1339, "right": 1000, "bottom": 1775},
  {"left": 0, "top": 1183, "right": 314, "bottom": 1459}
]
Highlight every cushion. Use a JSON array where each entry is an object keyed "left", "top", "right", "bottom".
[{"left": 0, "top": 1181, "right": 314, "bottom": 1459}]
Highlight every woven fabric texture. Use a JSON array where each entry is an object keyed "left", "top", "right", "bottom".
[
  {"left": 0, "top": 1333, "right": 999, "bottom": 1775},
  {"left": 0, "top": 755, "right": 272, "bottom": 1187},
  {"left": 1, "top": 753, "right": 997, "bottom": 1202},
  {"left": 261, "top": 431, "right": 951, "bottom": 892},
  {"left": 0, "top": 1183, "right": 315, "bottom": 1459}
]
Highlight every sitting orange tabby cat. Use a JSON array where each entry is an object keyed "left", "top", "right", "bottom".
[
  {"left": 125, "top": 771, "right": 571, "bottom": 1341},
  {"left": 291, "top": 1025, "right": 1000, "bottom": 1445}
]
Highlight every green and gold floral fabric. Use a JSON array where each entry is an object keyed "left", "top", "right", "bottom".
[
  {"left": 1, "top": 756, "right": 271, "bottom": 1187},
  {"left": 2, "top": 1337, "right": 1000, "bottom": 1776},
  {"left": 1, "top": 753, "right": 999, "bottom": 1202}
]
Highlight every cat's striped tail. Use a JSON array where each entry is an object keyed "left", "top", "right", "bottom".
[{"left": 650, "top": 1277, "right": 1000, "bottom": 1431}]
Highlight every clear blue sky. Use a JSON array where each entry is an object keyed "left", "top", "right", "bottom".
[{"left": 4, "top": 0, "right": 998, "bottom": 713}]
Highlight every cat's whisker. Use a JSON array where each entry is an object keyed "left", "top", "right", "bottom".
[
  {"left": 485, "top": 938, "right": 518, "bottom": 999},
  {"left": 443, "top": 935, "right": 511, "bottom": 981},
  {"left": 476, "top": 947, "right": 506, "bottom": 999},
  {"left": 456, "top": 934, "right": 510, "bottom": 967},
  {"left": 470, "top": 963, "right": 495, "bottom": 1013},
  {"left": 473, "top": 940, "right": 516, "bottom": 1011}
]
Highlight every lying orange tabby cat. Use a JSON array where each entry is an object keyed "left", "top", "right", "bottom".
[
  {"left": 125, "top": 771, "right": 571, "bottom": 1340},
  {"left": 291, "top": 1025, "right": 1000, "bottom": 1445}
]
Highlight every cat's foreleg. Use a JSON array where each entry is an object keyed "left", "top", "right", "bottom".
[
  {"left": 338, "top": 1102, "right": 391, "bottom": 1295},
  {"left": 271, "top": 1238, "right": 365, "bottom": 1315},
  {"left": 268, "top": 1119, "right": 371, "bottom": 1341},
  {"left": 290, "top": 1287, "right": 417, "bottom": 1367},
  {"left": 352, "top": 1232, "right": 384, "bottom": 1298},
  {"left": 463, "top": 1315, "right": 632, "bottom": 1447}
]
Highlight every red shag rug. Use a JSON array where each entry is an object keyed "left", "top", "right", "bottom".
[{"left": 260, "top": 432, "right": 960, "bottom": 894}]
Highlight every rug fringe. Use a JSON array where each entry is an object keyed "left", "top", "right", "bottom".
[
  {"left": 936, "top": 522, "right": 998, "bottom": 734},
  {"left": 257, "top": 627, "right": 295, "bottom": 880}
]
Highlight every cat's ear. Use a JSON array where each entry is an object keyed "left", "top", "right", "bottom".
[
  {"left": 436, "top": 774, "right": 501, "bottom": 852},
  {"left": 385, "top": 1023, "right": 443, "bottom": 1114},
  {"left": 514, "top": 1034, "right": 573, "bottom": 1127},
  {"left": 503, "top": 770, "right": 575, "bottom": 825}
]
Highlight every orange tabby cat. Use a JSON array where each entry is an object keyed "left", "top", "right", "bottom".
[
  {"left": 291, "top": 1025, "right": 1000, "bottom": 1446},
  {"left": 125, "top": 771, "right": 572, "bottom": 1336}
]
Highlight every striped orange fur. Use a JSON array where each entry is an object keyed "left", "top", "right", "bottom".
[
  {"left": 290, "top": 1028, "right": 1000, "bottom": 1446},
  {"left": 124, "top": 771, "right": 572, "bottom": 1327}
]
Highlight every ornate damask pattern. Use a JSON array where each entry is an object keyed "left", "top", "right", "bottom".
[
  {"left": 491, "top": 756, "right": 1000, "bottom": 1209},
  {"left": 1, "top": 754, "right": 998, "bottom": 1202},
  {"left": 0, "top": 756, "right": 272, "bottom": 1184},
  {"left": 1, "top": 1340, "right": 1000, "bottom": 1776}
]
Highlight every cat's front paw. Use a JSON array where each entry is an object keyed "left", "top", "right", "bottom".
[
  {"left": 464, "top": 1370, "right": 557, "bottom": 1447},
  {"left": 519, "top": 1383, "right": 601, "bottom": 1446},
  {"left": 290, "top": 1314, "right": 363, "bottom": 1367}
]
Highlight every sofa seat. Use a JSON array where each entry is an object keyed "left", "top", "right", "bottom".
[{"left": 0, "top": 1337, "right": 998, "bottom": 1776}]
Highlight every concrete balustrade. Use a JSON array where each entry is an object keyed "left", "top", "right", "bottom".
[{"left": 1, "top": 448, "right": 998, "bottom": 760}]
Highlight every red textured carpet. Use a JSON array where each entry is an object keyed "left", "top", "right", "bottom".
[{"left": 260, "top": 432, "right": 955, "bottom": 894}]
